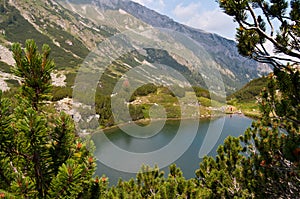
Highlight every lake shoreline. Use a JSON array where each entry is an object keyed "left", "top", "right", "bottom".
[
  {"left": 99, "top": 112, "right": 234, "bottom": 132},
  {"left": 78, "top": 109, "right": 257, "bottom": 136},
  {"left": 93, "top": 114, "right": 254, "bottom": 185}
]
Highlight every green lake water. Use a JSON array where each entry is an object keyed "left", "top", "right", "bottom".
[{"left": 92, "top": 114, "right": 253, "bottom": 184}]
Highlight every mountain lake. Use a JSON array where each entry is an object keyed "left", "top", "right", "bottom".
[{"left": 92, "top": 114, "right": 253, "bottom": 184}]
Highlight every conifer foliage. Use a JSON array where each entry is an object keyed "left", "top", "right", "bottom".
[
  {"left": 0, "top": 40, "right": 97, "bottom": 198},
  {"left": 12, "top": 40, "right": 54, "bottom": 111},
  {"left": 196, "top": 0, "right": 300, "bottom": 198},
  {"left": 0, "top": 0, "right": 299, "bottom": 195},
  {"left": 219, "top": 0, "right": 300, "bottom": 69}
]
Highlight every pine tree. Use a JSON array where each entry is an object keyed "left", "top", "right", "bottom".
[
  {"left": 12, "top": 39, "right": 54, "bottom": 111},
  {"left": 195, "top": 0, "right": 300, "bottom": 198},
  {"left": 0, "top": 39, "right": 97, "bottom": 198},
  {"left": 1, "top": 5, "right": 299, "bottom": 196},
  {"left": 99, "top": 164, "right": 209, "bottom": 198}
]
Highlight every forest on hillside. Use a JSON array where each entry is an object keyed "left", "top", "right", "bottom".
[{"left": 0, "top": 0, "right": 299, "bottom": 198}]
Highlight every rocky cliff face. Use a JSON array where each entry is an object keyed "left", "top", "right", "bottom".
[
  {"left": 107, "top": 0, "right": 271, "bottom": 86},
  {"left": 0, "top": 0, "right": 271, "bottom": 94},
  {"left": 60, "top": 0, "right": 271, "bottom": 86}
]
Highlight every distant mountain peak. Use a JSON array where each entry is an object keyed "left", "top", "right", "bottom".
[{"left": 0, "top": 0, "right": 271, "bottom": 95}]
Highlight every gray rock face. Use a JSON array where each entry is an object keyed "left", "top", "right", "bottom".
[
  {"left": 92, "top": 0, "right": 271, "bottom": 90},
  {"left": 1, "top": 0, "right": 271, "bottom": 94}
]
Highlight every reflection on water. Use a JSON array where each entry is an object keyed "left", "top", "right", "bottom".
[{"left": 92, "top": 114, "right": 253, "bottom": 184}]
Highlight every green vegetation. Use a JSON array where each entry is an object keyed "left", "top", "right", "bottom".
[
  {"left": 0, "top": 61, "right": 11, "bottom": 73},
  {"left": 11, "top": 40, "right": 54, "bottom": 110},
  {"left": 228, "top": 77, "right": 269, "bottom": 102},
  {"left": 0, "top": 0, "right": 272, "bottom": 97},
  {"left": 0, "top": 40, "right": 97, "bottom": 198},
  {"left": 145, "top": 48, "right": 205, "bottom": 87},
  {"left": 192, "top": 86, "right": 210, "bottom": 98},
  {"left": 95, "top": 94, "right": 114, "bottom": 127},
  {"left": 0, "top": 2, "right": 83, "bottom": 69},
  {"left": 4, "top": 79, "right": 19, "bottom": 87},
  {"left": 198, "top": 0, "right": 300, "bottom": 197},
  {"left": 1, "top": 0, "right": 299, "bottom": 196},
  {"left": 51, "top": 86, "right": 73, "bottom": 101},
  {"left": 129, "top": 83, "right": 158, "bottom": 102},
  {"left": 227, "top": 77, "right": 269, "bottom": 117}
]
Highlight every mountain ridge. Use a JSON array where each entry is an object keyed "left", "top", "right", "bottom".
[{"left": 0, "top": 0, "right": 271, "bottom": 94}]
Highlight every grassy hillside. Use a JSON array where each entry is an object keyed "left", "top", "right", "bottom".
[
  {"left": 227, "top": 77, "right": 269, "bottom": 117},
  {"left": 227, "top": 77, "right": 269, "bottom": 102},
  {"left": 0, "top": 0, "right": 271, "bottom": 96},
  {"left": 0, "top": 0, "right": 272, "bottom": 124},
  {"left": 0, "top": 2, "right": 83, "bottom": 69}
]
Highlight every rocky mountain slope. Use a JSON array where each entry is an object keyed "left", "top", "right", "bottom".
[
  {"left": 0, "top": 0, "right": 271, "bottom": 95},
  {"left": 100, "top": 0, "right": 271, "bottom": 84}
]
